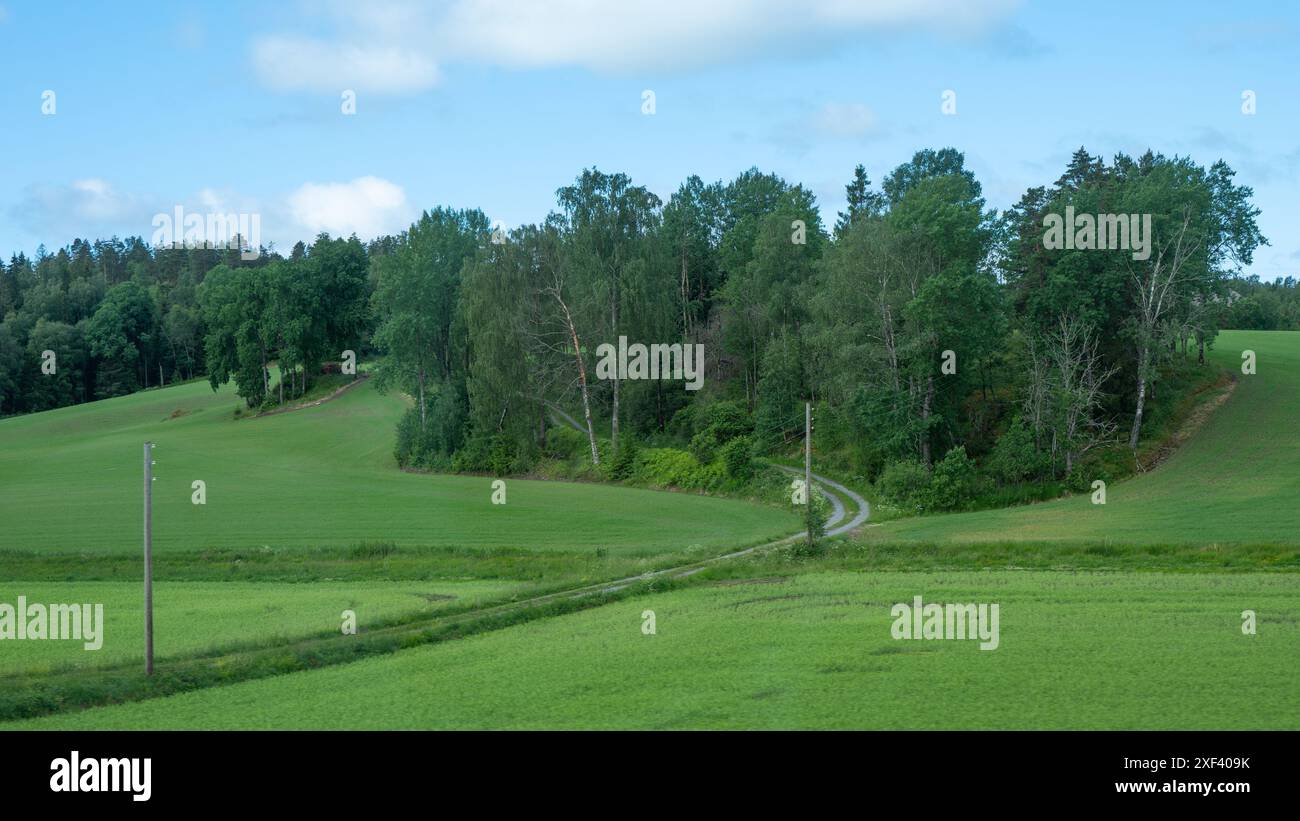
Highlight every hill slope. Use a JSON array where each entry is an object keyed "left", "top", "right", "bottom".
[
  {"left": 862, "top": 330, "right": 1300, "bottom": 545},
  {"left": 0, "top": 374, "right": 795, "bottom": 556}
]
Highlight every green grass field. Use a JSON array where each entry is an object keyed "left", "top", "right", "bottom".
[
  {"left": 0, "top": 580, "right": 523, "bottom": 677},
  {"left": 13, "top": 570, "right": 1295, "bottom": 730},
  {"left": 0, "top": 375, "right": 796, "bottom": 557},
  {"left": 2, "top": 331, "right": 1297, "bottom": 730},
  {"left": 861, "top": 330, "right": 1300, "bottom": 545}
]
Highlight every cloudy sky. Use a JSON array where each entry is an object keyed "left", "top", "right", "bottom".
[{"left": 1, "top": 0, "right": 1297, "bottom": 277}]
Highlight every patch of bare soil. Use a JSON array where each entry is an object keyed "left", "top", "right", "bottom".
[
  {"left": 252, "top": 374, "right": 370, "bottom": 419},
  {"left": 1137, "top": 373, "right": 1237, "bottom": 472}
]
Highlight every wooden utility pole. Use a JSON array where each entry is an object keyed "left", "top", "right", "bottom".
[
  {"left": 805, "top": 402, "right": 813, "bottom": 549},
  {"left": 143, "top": 441, "right": 154, "bottom": 676}
]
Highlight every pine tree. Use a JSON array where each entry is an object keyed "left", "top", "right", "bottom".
[{"left": 833, "top": 164, "right": 883, "bottom": 238}]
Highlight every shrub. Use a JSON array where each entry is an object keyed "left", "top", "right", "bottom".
[
  {"left": 878, "top": 459, "right": 931, "bottom": 512},
  {"left": 787, "top": 493, "right": 831, "bottom": 556},
  {"left": 689, "top": 429, "right": 718, "bottom": 465},
  {"left": 928, "top": 446, "right": 978, "bottom": 511},
  {"left": 487, "top": 434, "right": 517, "bottom": 476},
  {"left": 610, "top": 435, "right": 639, "bottom": 480},
  {"left": 393, "top": 406, "right": 428, "bottom": 467},
  {"left": 719, "top": 436, "right": 754, "bottom": 481},
  {"left": 987, "top": 416, "right": 1046, "bottom": 484},
  {"left": 394, "top": 385, "right": 467, "bottom": 468},
  {"left": 667, "top": 404, "right": 696, "bottom": 439},
  {"left": 1067, "top": 454, "right": 1112, "bottom": 494},
  {"left": 595, "top": 438, "right": 613, "bottom": 470},
  {"left": 634, "top": 447, "right": 723, "bottom": 491},
  {"left": 451, "top": 432, "right": 522, "bottom": 475},
  {"left": 544, "top": 425, "right": 584, "bottom": 460},
  {"left": 699, "top": 400, "right": 753, "bottom": 441}
]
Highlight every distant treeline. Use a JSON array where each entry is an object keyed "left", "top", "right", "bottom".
[
  {"left": 0, "top": 146, "right": 1276, "bottom": 511},
  {"left": 0, "top": 237, "right": 373, "bottom": 416},
  {"left": 1220, "top": 275, "right": 1300, "bottom": 330}
]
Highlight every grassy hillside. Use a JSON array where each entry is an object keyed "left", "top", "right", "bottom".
[
  {"left": 0, "top": 374, "right": 796, "bottom": 557},
  {"left": 4, "top": 333, "right": 1296, "bottom": 731},
  {"left": 861, "top": 330, "right": 1300, "bottom": 545},
  {"left": 14, "top": 570, "right": 1295, "bottom": 730}
]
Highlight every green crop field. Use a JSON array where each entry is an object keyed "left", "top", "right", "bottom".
[
  {"left": 12, "top": 571, "right": 1296, "bottom": 730},
  {"left": 860, "top": 330, "right": 1300, "bottom": 546},
  {"left": 0, "top": 580, "right": 523, "bottom": 677},
  {"left": 0, "top": 375, "right": 796, "bottom": 557}
]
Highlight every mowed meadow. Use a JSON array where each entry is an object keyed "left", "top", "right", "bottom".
[
  {"left": 860, "top": 330, "right": 1300, "bottom": 546},
  {"left": 0, "top": 374, "right": 797, "bottom": 557}
]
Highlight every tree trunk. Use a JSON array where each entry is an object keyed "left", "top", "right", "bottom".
[
  {"left": 578, "top": 371, "right": 599, "bottom": 465},
  {"left": 680, "top": 250, "right": 690, "bottom": 339},
  {"left": 1129, "top": 346, "right": 1148, "bottom": 450},
  {"left": 920, "top": 376, "right": 934, "bottom": 467},
  {"left": 417, "top": 367, "right": 427, "bottom": 430},
  {"left": 1197, "top": 333, "right": 1205, "bottom": 365},
  {"left": 612, "top": 376, "right": 620, "bottom": 452},
  {"left": 553, "top": 289, "right": 600, "bottom": 465}
]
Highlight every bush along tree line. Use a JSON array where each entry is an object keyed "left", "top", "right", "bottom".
[{"left": 1, "top": 146, "right": 1267, "bottom": 517}]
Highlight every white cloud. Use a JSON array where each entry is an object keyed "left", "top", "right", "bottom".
[
  {"left": 437, "top": 0, "right": 1019, "bottom": 71},
  {"left": 68, "top": 179, "right": 131, "bottom": 220},
  {"left": 10, "top": 177, "right": 415, "bottom": 251},
  {"left": 253, "top": 36, "right": 438, "bottom": 93},
  {"left": 286, "top": 176, "right": 414, "bottom": 239},
  {"left": 251, "top": 0, "right": 1021, "bottom": 91},
  {"left": 10, "top": 179, "right": 147, "bottom": 239},
  {"left": 811, "top": 102, "right": 879, "bottom": 138}
]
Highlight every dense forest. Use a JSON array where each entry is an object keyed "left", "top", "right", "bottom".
[{"left": 1, "top": 146, "right": 1278, "bottom": 511}]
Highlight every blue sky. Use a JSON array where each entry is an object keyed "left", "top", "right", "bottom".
[{"left": 1, "top": 0, "right": 1297, "bottom": 278}]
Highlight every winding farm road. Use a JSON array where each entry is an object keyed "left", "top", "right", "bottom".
[
  {"left": 544, "top": 406, "right": 871, "bottom": 594},
  {"left": 547, "top": 406, "right": 868, "bottom": 533},
  {"left": 773, "top": 465, "right": 871, "bottom": 537},
  {"left": 572, "top": 464, "right": 869, "bottom": 595}
]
